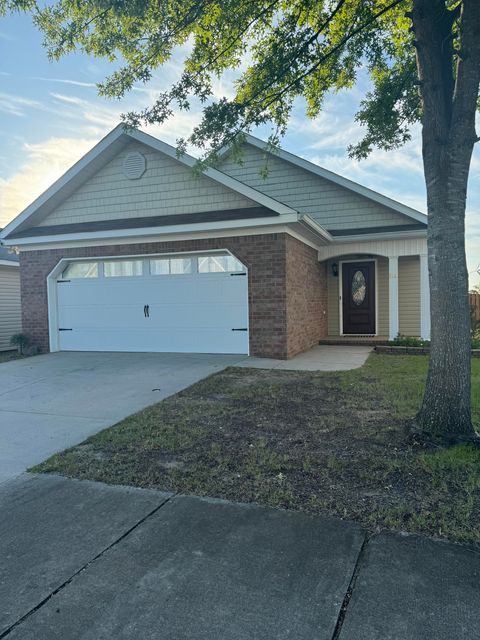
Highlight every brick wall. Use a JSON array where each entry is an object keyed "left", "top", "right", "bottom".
[
  {"left": 285, "top": 235, "right": 328, "bottom": 357},
  {"left": 19, "top": 232, "right": 327, "bottom": 359}
]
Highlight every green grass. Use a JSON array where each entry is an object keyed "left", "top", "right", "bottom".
[
  {"left": 33, "top": 354, "right": 480, "bottom": 545},
  {"left": 0, "top": 350, "right": 23, "bottom": 364}
]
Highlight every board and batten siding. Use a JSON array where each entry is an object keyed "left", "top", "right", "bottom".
[
  {"left": 220, "top": 144, "right": 413, "bottom": 231},
  {"left": 326, "top": 256, "right": 419, "bottom": 337},
  {"left": 0, "top": 266, "right": 21, "bottom": 350},
  {"left": 38, "top": 141, "right": 257, "bottom": 227}
]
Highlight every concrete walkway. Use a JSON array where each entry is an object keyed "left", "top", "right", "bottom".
[
  {"left": 238, "top": 345, "right": 372, "bottom": 371},
  {"left": 1, "top": 475, "right": 478, "bottom": 640},
  {"left": 0, "top": 352, "right": 247, "bottom": 483}
]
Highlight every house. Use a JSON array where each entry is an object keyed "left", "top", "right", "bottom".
[
  {"left": 0, "top": 125, "right": 429, "bottom": 359},
  {"left": 0, "top": 241, "right": 21, "bottom": 351}
]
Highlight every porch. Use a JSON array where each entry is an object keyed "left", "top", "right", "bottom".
[{"left": 318, "top": 236, "right": 430, "bottom": 342}]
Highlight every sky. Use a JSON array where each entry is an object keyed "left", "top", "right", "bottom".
[{"left": 0, "top": 11, "right": 479, "bottom": 287}]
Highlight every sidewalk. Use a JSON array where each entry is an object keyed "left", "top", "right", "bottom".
[{"left": 1, "top": 474, "right": 478, "bottom": 639}]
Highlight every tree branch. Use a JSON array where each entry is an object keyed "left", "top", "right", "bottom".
[{"left": 245, "top": 0, "right": 407, "bottom": 112}]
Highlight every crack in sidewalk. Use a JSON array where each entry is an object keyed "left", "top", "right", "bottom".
[
  {"left": 331, "top": 533, "right": 371, "bottom": 640},
  {"left": 0, "top": 492, "right": 177, "bottom": 639}
]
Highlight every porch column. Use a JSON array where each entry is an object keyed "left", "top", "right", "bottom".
[
  {"left": 420, "top": 253, "right": 431, "bottom": 340},
  {"left": 388, "top": 256, "right": 399, "bottom": 340}
]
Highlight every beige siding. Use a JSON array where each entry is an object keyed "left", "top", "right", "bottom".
[
  {"left": 327, "top": 260, "right": 340, "bottom": 335},
  {"left": 326, "top": 256, "right": 388, "bottom": 336},
  {"left": 398, "top": 256, "right": 421, "bottom": 336},
  {"left": 39, "top": 141, "right": 257, "bottom": 227},
  {"left": 377, "top": 258, "right": 389, "bottom": 336},
  {"left": 220, "top": 144, "right": 413, "bottom": 231},
  {"left": 0, "top": 266, "right": 21, "bottom": 350}
]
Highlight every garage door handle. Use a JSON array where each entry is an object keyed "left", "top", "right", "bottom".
[
  {"left": 232, "top": 328, "right": 248, "bottom": 331},
  {"left": 144, "top": 304, "right": 150, "bottom": 318}
]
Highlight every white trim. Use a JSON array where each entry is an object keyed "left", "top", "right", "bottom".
[
  {"left": 2, "top": 215, "right": 300, "bottom": 247},
  {"left": 0, "top": 126, "right": 297, "bottom": 241},
  {"left": 1, "top": 125, "right": 127, "bottom": 239},
  {"left": 339, "top": 258, "right": 378, "bottom": 337},
  {"left": 0, "top": 259, "right": 19, "bottom": 267},
  {"left": 227, "top": 134, "right": 428, "bottom": 225},
  {"left": 297, "top": 214, "right": 333, "bottom": 242},
  {"left": 420, "top": 253, "right": 431, "bottom": 340},
  {"left": 319, "top": 236, "right": 428, "bottom": 261},
  {"left": 4, "top": 214, "right": 331, "bottom": 252},
  {"left": 11, "top": 225, "right": 296, "bottom": 252},
  {"left": 388, "top": 256, "right": 399, "bottom": 340},
  {"left": 47, "top": 248, "right": 250, "bottom": 354}
]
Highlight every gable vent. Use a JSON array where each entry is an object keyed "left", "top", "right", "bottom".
[{"left": 123, "top": 152, "right": 146, "bottom": 179}]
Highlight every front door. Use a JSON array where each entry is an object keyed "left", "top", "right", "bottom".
[{"left": 342, "top": 261, "right": 376, "bottom": 334}]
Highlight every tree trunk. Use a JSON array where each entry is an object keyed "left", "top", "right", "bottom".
[
  {"left": 412, "top": 0, "right": 479, "bottom": 439},
  {"left": 417, "top": 151, "right": 474, "bottom": 438}
]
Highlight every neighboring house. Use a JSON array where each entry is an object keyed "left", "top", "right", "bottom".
[
  {"left": 0, "top": 240, "right": 21, "bottom": 351},
  {"left": 0, "top": 125, "right": 429, "bottom": 359}
]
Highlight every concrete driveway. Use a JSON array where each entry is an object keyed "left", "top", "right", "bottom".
[
  {"left": 0, "top": 352, "right": 246, "bottom": 483},
  {"left": 0, "top": 346, "right": 371, "bottom": 483}
]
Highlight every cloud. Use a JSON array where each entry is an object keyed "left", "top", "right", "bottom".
[
  {"left": 0, "top": 137, "right": 97, "bottom": 226},
  {"left": 31, "top": 77, "right": 97, "bottom": 88},
  {"left": 49, "top": 93, "right": 121, "bottom": 128},
  {"left": 0, "top": 92, "right": 43, "bottom": 117}
]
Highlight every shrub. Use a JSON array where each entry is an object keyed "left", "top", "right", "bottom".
[
  {"left": 10, "top": 333, "right": 31, "bottom": 355},
  {"left": 390, "top": 333, "right": 480, "bottom": 349},
  {"left": 388, "top": 335, "right": 430, "bottom": 348}
]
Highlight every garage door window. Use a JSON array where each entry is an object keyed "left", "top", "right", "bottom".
[
  {"left": 62, "top": 262, "right": 98, "bottom": 279},
  {"left": 104, "top": 260, "right": 143, "bottom": 277},
  {"left": 198, "top": 254, "right": 244, "bottom": 273},
  {"left": 150, "top": 257, "right": 193, "bottom": 275}
]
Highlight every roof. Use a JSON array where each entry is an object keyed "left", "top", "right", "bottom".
[
  {"left": 220, "top": 134, "right": 428, "bottom": 226},
  {"left": 0, "top": 125, "right": 296, "bottom": 242},
  {"left": 8, "top": 207, "right": 276, "bottom": 239},
  {"left": 0, "top": 125, "right": 426, "bottom": 249}
]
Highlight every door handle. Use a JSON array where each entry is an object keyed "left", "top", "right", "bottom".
[{"left": 144, "top": 304, "right": 150, "bottom": 318}]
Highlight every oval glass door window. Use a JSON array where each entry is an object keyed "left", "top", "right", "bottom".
[{"left": 352, "top": 270, "right": 367, "bottom": 305}]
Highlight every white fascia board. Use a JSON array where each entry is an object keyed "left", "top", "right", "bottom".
[
  {"left": 0, "top": 125, "right": 127, "bottom": 240},
  {"left": 297, "top": 214, "right": 333, "bottom": 243},
  {"left": 0, "top": 259, "right": 19, "bottom": 267},
  {"left": 128, "top": 129, "right": 296, "bottom": 215},
  {"left": 331, "top": 229, "right": 427, "bottom": 243},
  {"left": 14, "top": 225, "right": 293, "bottom": 251},
  {"left": 223, "top": 134, "right": 428, "bottom": 226},
  {"left": 1, "top": 214, "right": 302, "bottom": 247}
]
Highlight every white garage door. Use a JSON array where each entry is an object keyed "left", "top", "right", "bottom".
[{"left": 55, "top": 253, "right": 249, "bottom": 354}]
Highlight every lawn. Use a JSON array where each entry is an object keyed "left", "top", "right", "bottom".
[
  {"left": 33, "top": 354, "right": 480, "bottom": 545},
  {"left": 0, "top": 350, "right": 23, "bottom": 364}
]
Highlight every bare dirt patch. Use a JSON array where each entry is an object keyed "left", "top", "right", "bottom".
[{"left": 33, "top": 355, "right": 480, "bottom": 544}]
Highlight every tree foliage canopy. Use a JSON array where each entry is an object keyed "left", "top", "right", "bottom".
[
  {"left": 1, "top": 0, "right": 471, "bottom": 160},
  {"left": 1, "top": 0, "right": 480, "bottom": 437}
]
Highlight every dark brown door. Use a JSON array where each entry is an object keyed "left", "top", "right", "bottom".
[{"left": 342, "top": 261, "right": 376, "bottom": 334}]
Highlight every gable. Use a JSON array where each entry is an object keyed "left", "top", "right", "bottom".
[
  {"left": 36, "top": 140, "right": 258, "bottom": 229},
  {"left": 219, "top": 143, "right": 421, "bottom": 232}
]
